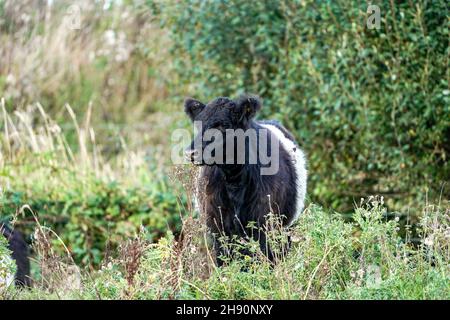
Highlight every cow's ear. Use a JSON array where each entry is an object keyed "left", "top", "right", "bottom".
[
  {"left": 184, "top": 98, "right": 205, "bottom": 121},
  {"left": 233, "top": 95, "right": 262, "bottom": 123}
]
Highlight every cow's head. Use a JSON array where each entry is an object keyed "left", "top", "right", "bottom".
[{"left": 184, "top": 95, "right": 262, "bottom": 165}]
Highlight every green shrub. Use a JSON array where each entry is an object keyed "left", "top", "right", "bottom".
[
  {"left": 155, "top": 0, "right": 449, "bottom": 213},
  {"left": 0, "top": 154, "right": 184, "bottom": 268}
]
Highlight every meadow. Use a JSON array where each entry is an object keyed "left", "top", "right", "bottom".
[{"left": 0, "top": 0, "right": 448, "bottom": 299}]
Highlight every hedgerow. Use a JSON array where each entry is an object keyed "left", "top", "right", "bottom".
[{"left": 155, "top": 0, "right": 449, "bottom": 212}]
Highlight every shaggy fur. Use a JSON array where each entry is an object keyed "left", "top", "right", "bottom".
[{"left": 184, "top": 95, "right": 307, "bottom": 264}]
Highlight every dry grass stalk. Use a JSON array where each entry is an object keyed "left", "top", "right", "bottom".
[
  {"left": 119, "top": 234, "right": 147, "bottom": 287},
  {"left": 19, "top": 205, "right": 81, "bottom": 298}
]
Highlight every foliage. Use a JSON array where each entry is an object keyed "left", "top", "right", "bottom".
[
  {"left": 5, "top": 198, "right": 449, "bottom": 300},
  {"left": 0, "top": 104, "right": 186, "bottom": 269},
  {"left": 155, "top": 0, "right": 450, "bottom": 212},
  {"left": 0, "top": 231, "right": 16, "bottom": 292},
  {"left": 0, "top": 169, "right": 183, "bottom": 268}
]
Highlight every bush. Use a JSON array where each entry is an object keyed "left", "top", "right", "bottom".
[
  {"left": 1, "top": 172, "right": 184, "bottom": 268},
  {"left": 155, "top": 0, "right": 450, "bottom": 213}
]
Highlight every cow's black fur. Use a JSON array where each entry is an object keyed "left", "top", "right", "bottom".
[
  {"left": 0, "top": 223, "right": 31, "bottom": 287},
  {"left": 184, "top": 95, "right": 301, "bottom": 264}
]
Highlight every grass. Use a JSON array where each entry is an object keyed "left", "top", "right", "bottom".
[
  {"left": 0, "top": 0, "right": 174, "bottom": 125},
  {"left": 1, "top": 197, "right": 448, "bottom": 300}
]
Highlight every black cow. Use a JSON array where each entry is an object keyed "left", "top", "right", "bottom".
[{"left": 184, "top": 95, "right": 307, "bottom": 264}]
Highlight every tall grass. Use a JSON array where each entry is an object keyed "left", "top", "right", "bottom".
[
  {"left": 1, "top": 193, "right": 448, "bottom": 300},
  {"left": 0, "top": 0, "right": 175, "bottom": 123}
]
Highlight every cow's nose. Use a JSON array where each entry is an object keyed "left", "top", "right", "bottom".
[{"left": 184, "top": 149, "right": 199, "bottom": 162}]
